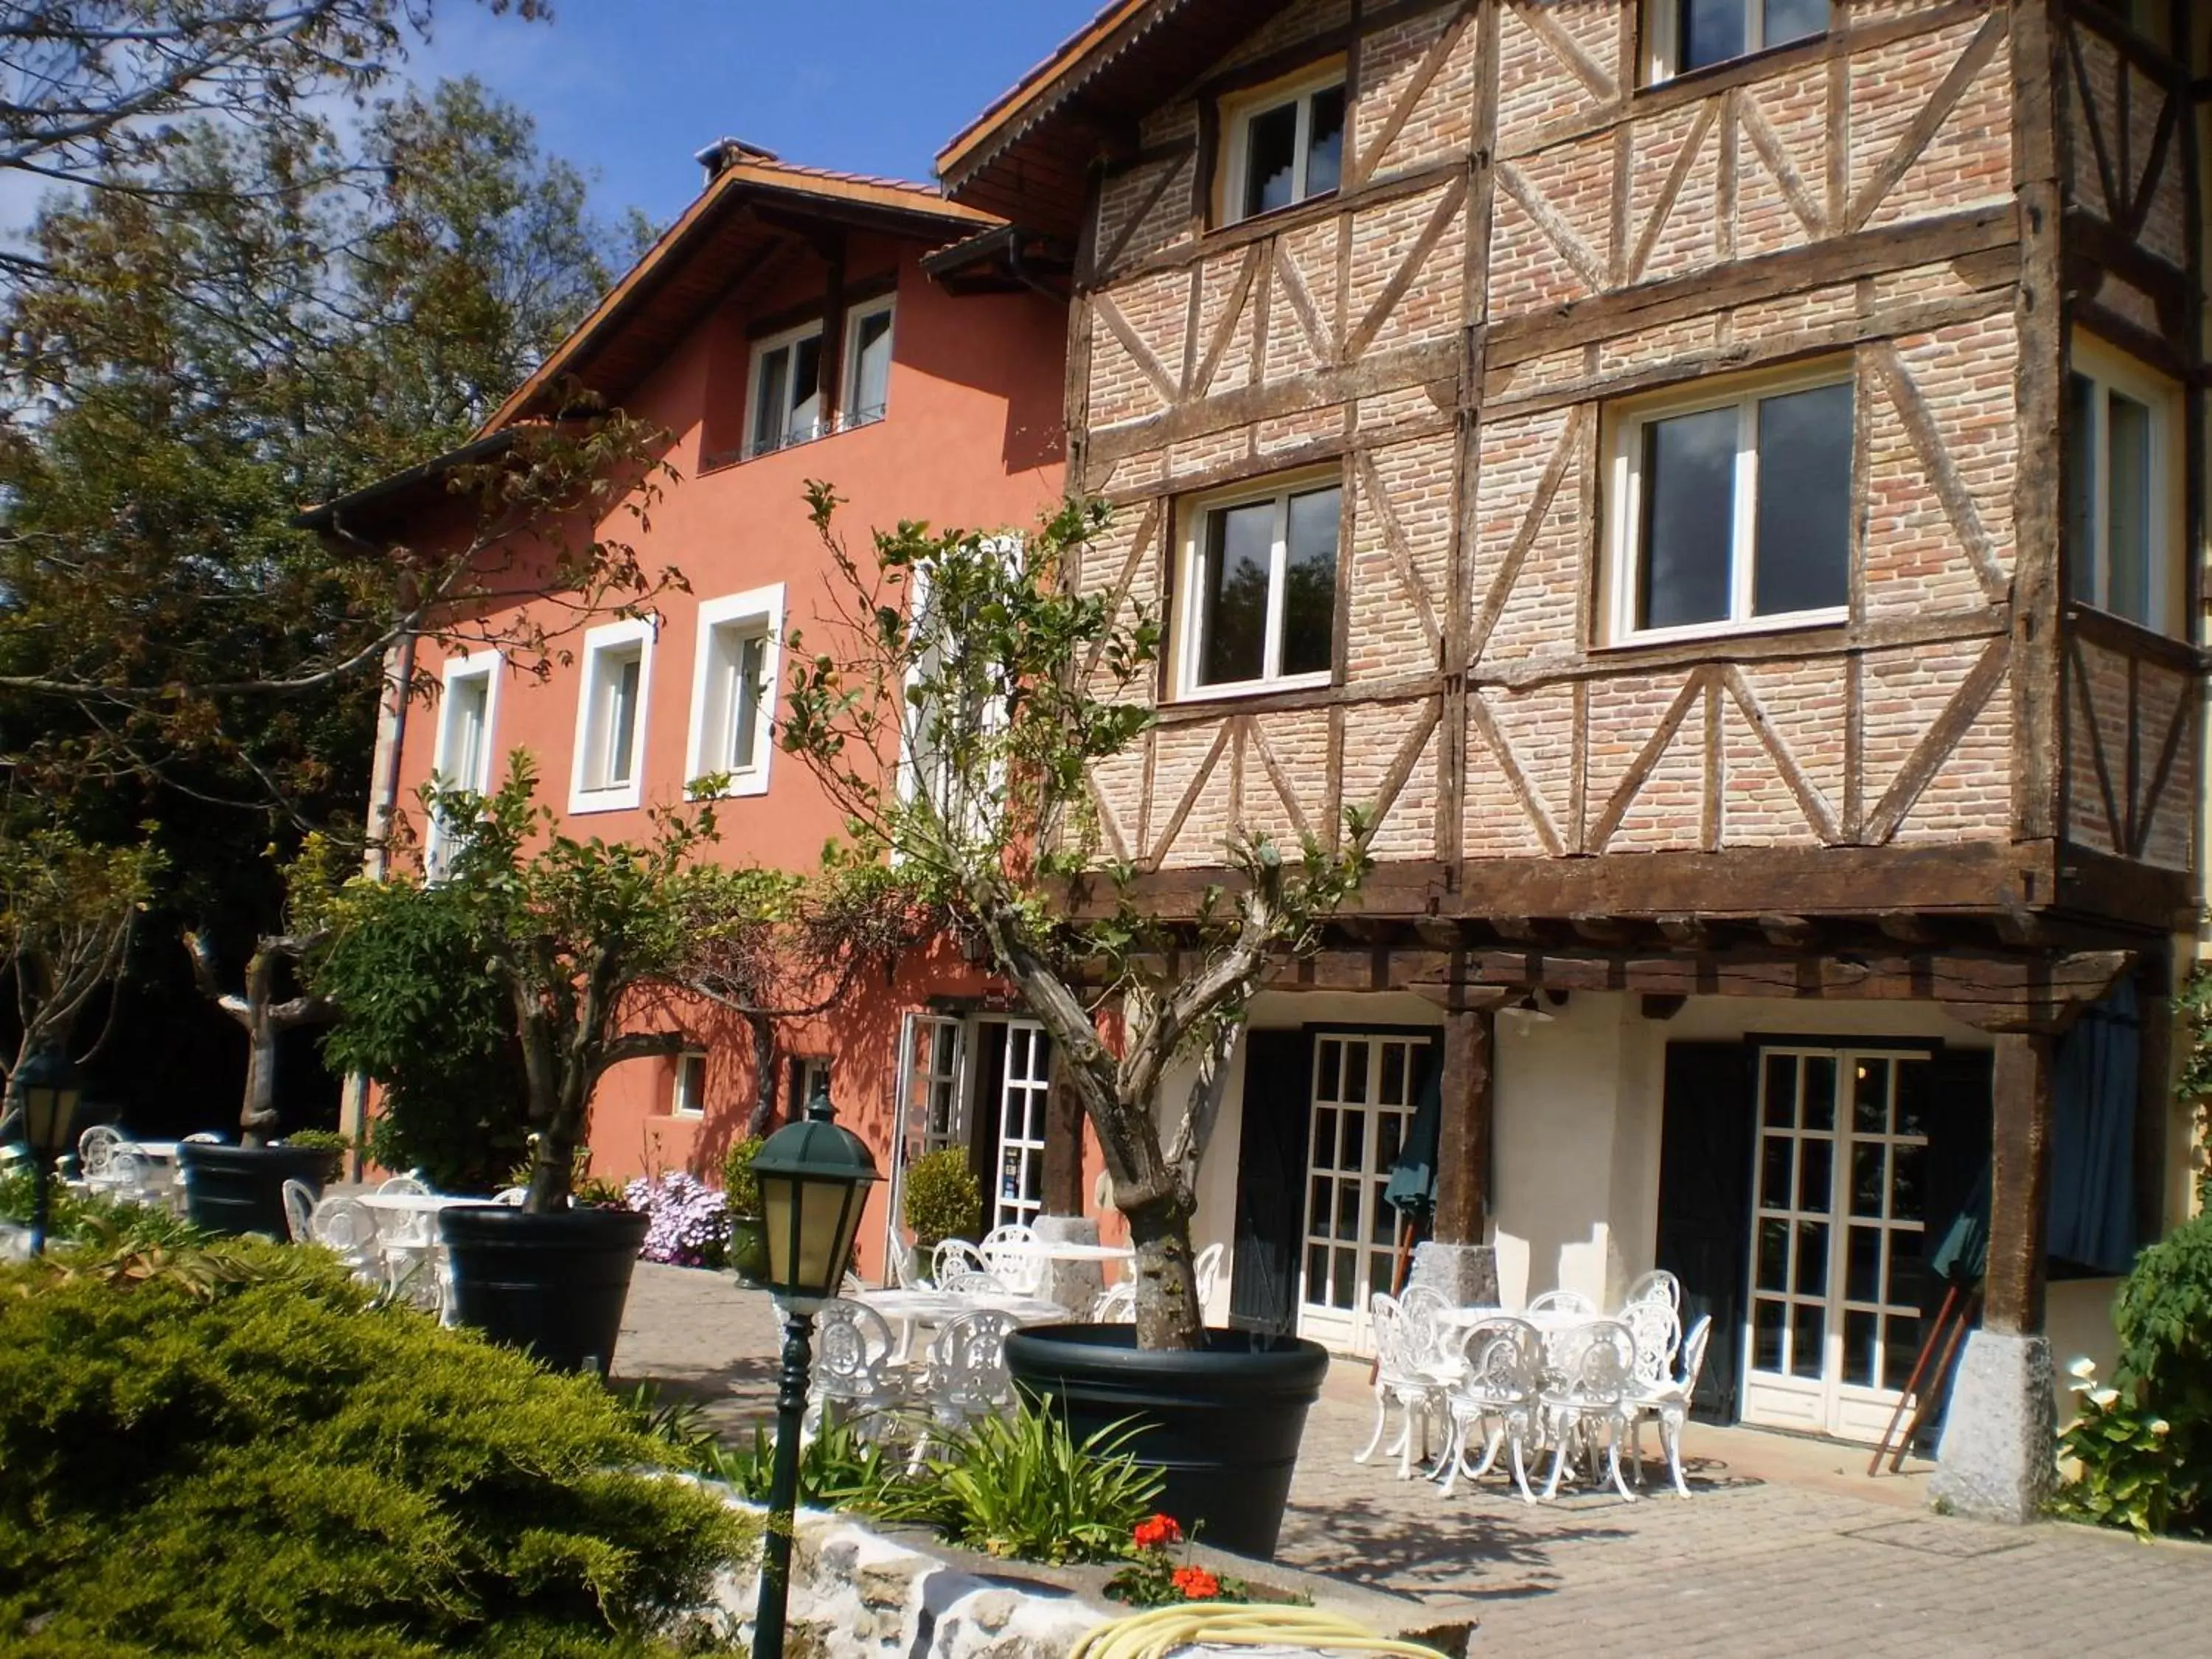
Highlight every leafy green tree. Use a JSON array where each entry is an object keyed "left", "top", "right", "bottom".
[{"left": 780, "top": 487, "right": 1367, "bottom": 1351}]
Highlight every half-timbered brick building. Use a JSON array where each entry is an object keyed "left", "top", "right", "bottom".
[{"left": 939, "top": 0, "right": 2205, "bottom": 1516}]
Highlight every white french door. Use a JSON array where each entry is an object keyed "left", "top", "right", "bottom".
[
  {"left": 1740, "top": 1047, "right": 1933, "bottom": 1441},
  {"left": 886, "top": 1013, "right": 966, "bottom": 1262},
  {"left": 1298, "top": 1032, "right": 1428, "bottom": 1354},
  {"left": 994, "top": 1021, "right": 1051, "bottom": 1230}
]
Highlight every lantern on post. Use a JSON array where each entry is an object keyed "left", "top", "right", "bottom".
[
  {"left": 15, "top": 1049, "right": 81, "bottom": 1256},
  {"left": 747, "top": 1082, "right": 878, "bottom": 1659}
]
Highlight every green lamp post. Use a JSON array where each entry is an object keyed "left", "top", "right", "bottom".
[
  {"left": 15, "top": 1049, "right": 82, "bottom": 1256},
  {"left": 748, "top": 1082, "right": 878, "bottom": 1659}
]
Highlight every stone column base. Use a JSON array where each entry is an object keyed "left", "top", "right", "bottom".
[
  {"left": 1032, "top": 1214, "right": 1105, "bottom": 1317},
  {"left": 1929, "top": 1329, "right": 2057, "bottom": 1524},
  {"left": 1408, "top": 1240, "right": 1499, "bottom": 1308}
]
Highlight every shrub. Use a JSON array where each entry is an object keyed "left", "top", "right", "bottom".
[
  {"left": 626, "top": 1172, "right": 729, "bottom": 1268},
  {"left": 902, "top": 1147, "right": 982, "bottom": 1249},
  {"left": 2052, "top": 1211, "right": 2212, "bottom": 1537},
  {"left": 874, "top": 1400, "right": 1161, "bottom": 1564},
  {"left": 720, "top": 1135, "right": 765, "bottom": 1219},
  {"left": 0, "top": 1234, "right": 750, "bottom": 1657},
  {"left": 0, "top": 1168, "right": 204, "bottom": 1251},
  {"left": 280, "top": 1127, "right": 352, "bottom": 1154}
]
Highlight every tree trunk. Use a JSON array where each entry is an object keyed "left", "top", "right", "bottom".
[
  {"left": 745, "top": 1010, "right": 777, "bottom": 1138},
  {"left": 239, "top": 1018, "right": 281, "bottom": 1147},
  {"left": 1121, "top": 1187, "right": 1205, "bottom": 1350}
]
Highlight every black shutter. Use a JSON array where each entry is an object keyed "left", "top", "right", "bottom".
[
  {"left": 1655, "top": 1040, "right": 1757, "bottom": 1425},
  {"left": 1228, "top": 1029, "right": 1313, "bottom": 1334}
]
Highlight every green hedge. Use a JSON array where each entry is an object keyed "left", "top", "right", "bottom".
[{"left": 0, "top": 1235, "right": 749, "bottom": 1657}]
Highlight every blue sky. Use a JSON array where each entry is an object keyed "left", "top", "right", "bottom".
[{"left": 422, "top": 1, "right": 1105, "bottom": 229}]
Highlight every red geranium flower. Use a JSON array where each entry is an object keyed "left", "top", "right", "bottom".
[
  {"left": 1171, "top": 1566, "right": 1220, "bottom": 1600},
  {"left": 1133, "top": 1513, "right": 1181, "bottom": 1550}
]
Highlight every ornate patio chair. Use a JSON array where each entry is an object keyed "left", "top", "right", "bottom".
[
  {"left": 1540, "top": 1319, "right": 1638, "bottom": 1502},
  {"left": 1620, "top": 1298, "right": 1682, "bottom": 1396},
  {"left": 1436, "top": 1315, "right": 1544, "bottom": 1504},
  {"left": 89, "top": 1149, "right": 148, "bottom": 1204},
  {"left": 909, "top": 1308, "right": 1018, "bottom": 1469},
  {"left": 281, "top": 1178, "right": 318, "bottom": 1245},
  {"left": 1192, "top": 1241, "right": 1226, "bottom": 1307},
  {"left": 938, "top": 1267, "right": 1009, "bottom": 1296},
  {"left": 492, "top": 1186, "right": 529, "bottom": 1206},
  {"left": 309, "top": 1196, "right": 384, "bottom": 1286},
  {"left": 978, "top": 1223, "right": 1043, "bottom": 1294},
  {"left": 806, "top": 1298, "right": 911, "bottom": 1444},
  {"left": 1088, "top": 1279, "right": 1134, "bottom": 1322},
  {"left": 181, "top": 1131, "right": 226, "bottom": 1144},
  {"left": 931, "top": 1237, "right": 988, "bottom": 1286},
  {"left": 1621, "top": 1268, "right": 1681, "bottom": 1313},
  {"left": 885, "top": 1232, "right": 921, "bottom": 1290},
  {"left": 1630, "top": 1312, "right": 1712, "bottom": 1498},
  {"left": 1356, "top": 1292, "right": 1448, "bottom": 1479},
  {"left": 1526, "top": 1288, "right": 1597, "bottom": 1316},
  {"left": 76, "top": 1124, "right": 122, "bottom": 1180},
  {"left": 376, "top": 1172, "right": 431, "bottom": 1196}
]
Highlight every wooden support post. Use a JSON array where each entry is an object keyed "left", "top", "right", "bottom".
[
  {"left": 1984, "top": 1030, "right": 2054, "bottom": 1336},
  {"left": 1432, "top": 1006, "right": 1495, "bottom": 1245}
]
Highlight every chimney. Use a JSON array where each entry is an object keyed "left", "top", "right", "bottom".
[{"left": 693, "top": 136, "right": 781, "bottom": 184}]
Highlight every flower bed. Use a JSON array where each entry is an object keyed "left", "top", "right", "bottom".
[{"left": 625, "top": 1172, "right": 730, "bottom": 1268}]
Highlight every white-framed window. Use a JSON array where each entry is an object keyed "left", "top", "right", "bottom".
[
  {"left": 747, "top": 320, "right": 824, "bottom": 457},
  {"left": 1222, "top": 68, "right": 1346, "bottom": 225},
  {"left": 897, "top": 538, "right": 1020, "bottom": 839},
  {"left": 1646, "top": 0, "right": 1829, "bottom": 82},
  {"left": 1175, "top": 478, "right": 1340, "bottom": 698},
  {"left": 2067, "top": 338, "right": 2180, "bottom": 635},
  {"left": 671, "top": 1049, "right": 707, "bottom": 1118},
  {"left": 841, "top": 296, "right": 895, "bottom": 430},
  {"left": 790, "top": 1054, "right": 832, "bottom": 1118},
  {"left": 684, "top": 584, "right": 783, "bottom": 798},
  {"left": 569, "top": 616, "right": 655, "bottom": 813},
  {"left": 1605, "top": 365, "right": 1853, "bottom": 645},
  {"left": 425, "top": 648, "right": 500, "bottom": 878}
]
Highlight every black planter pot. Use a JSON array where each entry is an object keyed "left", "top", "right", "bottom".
[
  {"left": 439, "top": 1204, "right": 650, "bottom": 1374},
  {"left": 1004, "top": 1323, "right": 1330, "bottom": 1560},
  {"left": 176, "top": 1142, "right": 339, "bottom": 1239}
]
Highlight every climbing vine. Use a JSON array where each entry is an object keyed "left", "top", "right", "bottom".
[{"left": 2174, "top": 964, "right": 2212, "bottom": 1210}]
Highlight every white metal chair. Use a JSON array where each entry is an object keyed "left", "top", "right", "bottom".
[
  {"left": 931, "top": 1237, "right": 988, "bottom": 1286},
  {"left": 1621, "top": 1268, "right": 1681, "bottom": 1313},
  {"left": 1540, "top": 1319, "right": 1638, "bottom": 1502},
  {"left": 1620, "top": 1298, "right": 1682, "bottom": 1397},
  {"left": 1088, "top": 1279, "right": 1135, "bottom": 1322},
  {"left": 1355, "top": 1292, "right": 1447, "bottom": 1480},
  {"left": 1630, "top": 1312, "right": 1711, "bottom": 1498},
  {"left": 377, "top": 1172, "right": 431, "bottom": 1196},
  {"left": 1192, "top": 1241, "right": 1225, "bottom": 1308},
  {"left": 181, "top": 1131, "right": 226, "bottom": 1144},
  {"left": 886, "top": 1233, "right": 921, "bottom": 1290},
  {"left": 806, "top": 1298, "right": 911, "bottom": 1443},
  {"left": 939, "top": 1267, "right": 1009, "bottom": 1296},
  {"left": 492, "top": 1186, "right": 529, "bottom": 1206},
  {"left": 978, "top": 1223, "right": 1043, "bottom": 1295},
  {"left": 1436, "top": 1315, "right": 1545, "bottom": 1504},
  {"left": 77, "top": 1124, "right": 122, "bottom": 1179},
  {"left": 1526, "top": 1288, "right": 1597, "bottom": 1317},
  {"left": 309, "top": 1196, "right": 384, "bottom": 1286},
  {"left": 910, "top": 1308, "right": 1018, "bottom": 1468},
  {"left": 281, "top": 1178, "right": 318, "bottom": 1244},
  {"left": 88, "top": 1149, "right": 150, "bottom": 1204}
]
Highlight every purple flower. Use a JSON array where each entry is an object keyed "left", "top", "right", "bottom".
[{"left": 625, "top": 1172, "right": 731, "bottom": 1268}]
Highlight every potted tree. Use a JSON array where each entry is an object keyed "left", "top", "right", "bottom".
[
  {"left": 317, "top": 756, "right": 780, "bottom": 1371},
  {"left": 176, "top": 841, "right": 345, "bottom": 1236},
  {"left": 902, "top": 1146, "right": 983, "bottom": 1259},
  {"left": 782, "top": 489, "right": 1366, "bottom": 1555},
  {"left": 721, "top": 1134, "right": 768, "bottom": 1284}
]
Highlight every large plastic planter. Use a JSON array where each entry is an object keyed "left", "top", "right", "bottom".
[
  {"left": 439, "top": 1204, "right": 650, "bottom": 1374},
  {"left": 1005, "top": 1323, "right": 1329, "bottom": 1559},
  {"left": 176, "top": 1142, "right": 338, "bottom": 1238}
]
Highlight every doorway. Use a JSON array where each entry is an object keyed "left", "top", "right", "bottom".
[
  {"left": 886, "top": 1012, "right": 1052, "bottom": 1256},
  {"left": 1296, "top": 1031, "right": 1430, "bottom": 1354},
  {"left": 1739, "top": 1048, "right": 1933, "bottom": 1441}
]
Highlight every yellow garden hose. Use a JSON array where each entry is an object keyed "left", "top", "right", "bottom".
[{"left": 1071, "top": 1603, "right": 1449, "bottom": 1659}]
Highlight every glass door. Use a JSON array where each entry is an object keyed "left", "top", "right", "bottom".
[
  {"left": 1741, "top": 1048, "right": 1932, "bottom": 1440},
  {"left": 994, "top": 1021, "right": 1051, "bottom": 1230},
  {"left": 886, "top": 1014, "right": 966, "bottom": 1264},
  {"left": 1297, "top": 1032, "right": 1427, "bottom": 1354}
]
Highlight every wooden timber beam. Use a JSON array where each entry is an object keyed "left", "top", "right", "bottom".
[
  {"left": 1432, "top": 1005, "right": 1495, "bottom": 1246},
  {"left": 1983, "top": 1032, "right": 2055, "bottom": 1335}
]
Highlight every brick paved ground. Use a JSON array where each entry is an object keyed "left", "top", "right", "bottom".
[{"left": 615, "top": 1264, "right": 2209, "bottom": 1658}]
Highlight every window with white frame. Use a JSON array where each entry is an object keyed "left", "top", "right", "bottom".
[
  {"left": 1178, "top": 479, "right": 1339, "bottom": 696},
  {"left": 685, "top": 585, "right": 783, "bottom": 797},
  {"left": 570, "top": 617, "right": 654, "bottom": 812},
  {"left": 2067, "top": 342, "right": 2178, "bottom": 634},
  {"left": 671, "top": 1050, "right": 706, "bottom": 1117},
  {"left": 1646, "top": 0, "right": 1829, "bottom": 81},
  {"left": 841, "top": 297, "right": 894, "bottom": 429},
  {"left": 748, "top": 321, "right": 824, "bottom": 456},
  {"left": 425, "top": 650, "right": 499, "bottom": 877},
  {"left": 790, "top": 1054, "right": 832, "bottom": 1119},
  {"left": 1607, "top": 367, "right": 1852, "bottom": 643},
  {"left": 1223, "top": 70, "right": 1345, "bottom": 224}
]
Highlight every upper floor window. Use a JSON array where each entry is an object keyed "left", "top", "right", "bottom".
[
  {"left": 671, "top": 1049, "right": 707, "bottom": 1118},
  {"left": 686, "top": 585, "right": 783, "bottom": 798},
  {"left": 1223, "top": 69, "right": 1346, "bottom": 225},
  {"left": 2067, "top": 340, "right": 2179, "bottom": 635},
  {"left": 571, "top": 616, "right": 654, "bottom": 813},
  {"left": 748, "top": 321, "right": 823, "bottom": 457},
  {"left": 1607, "top": 366, "right": 1852, "bottom": 644},
  {"left": 1178, "top": 477, "right": 1339, "bottom": 697},
  {"left": 1647, "top": 0, "right": 1829, "bottom": 81},
  {"left": 426, "top": 649, "right": 498, "bottom": 877},
  {"left": 841, "top": 296, "right": 894, "bottom": 429}
]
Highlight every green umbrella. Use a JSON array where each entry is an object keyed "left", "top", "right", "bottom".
[{"left": 1382, "top": 1057, "right": 1440, "bottom": 1219}]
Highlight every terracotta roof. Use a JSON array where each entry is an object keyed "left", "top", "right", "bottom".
[
  {"left": 480, "top": 156, "right": 1001, "bottom": 433},
  {"left": 937, "top": 0, "right": 1294, "bottom": 232}
]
